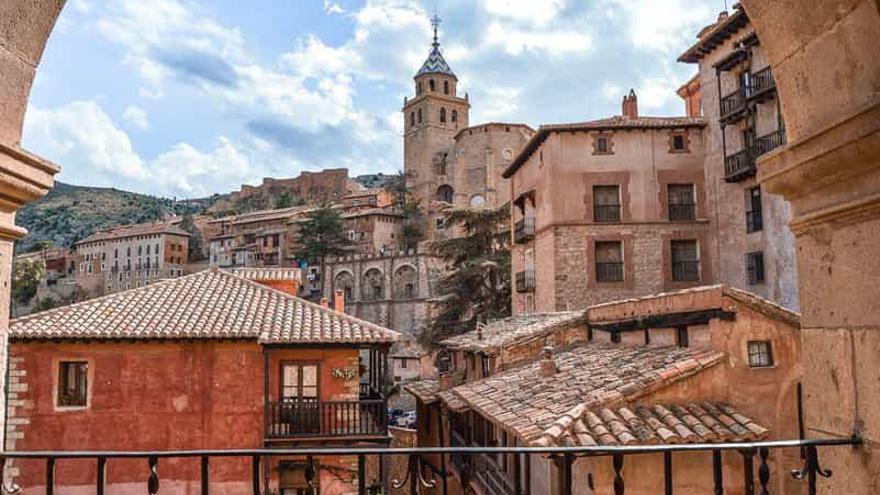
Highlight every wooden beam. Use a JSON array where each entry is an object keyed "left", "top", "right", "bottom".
[{"left": 589, "top": 308, "right": 736, "bottom": 334}]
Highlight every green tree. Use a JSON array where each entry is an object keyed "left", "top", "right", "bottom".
[
  {"left": 385, "top": 171, "right": 424, "bottom": 250},
  {"left": 178, "top": 214, "right": 206, "bottom": 262},
  {"left": 274, "top": 191, "right": 303, "bottom": 209},
  {"left": 294, "top": 205, "right": 352, "bottom": 293},
  {"left": 422, "top": 203, "right": 511, "bottom": 345},
  {"left": 11, "top": 259, "right": 44, "bottom": 306}
]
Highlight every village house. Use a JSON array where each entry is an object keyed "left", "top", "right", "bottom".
[
  {"left": 504, "top": 93, "right": 709, "bottom": 314},
  {"left": 678, "top": 6, "right": 798, "bottom": 311},
  {"left": 406, "top": 285, "right": 802, "bottom": 495},
  {"left": 73, "top": 221, "right": 189, "bottom": 296},
  {"left": 5, "top": 268, "right": 399, "bottom": 495}
]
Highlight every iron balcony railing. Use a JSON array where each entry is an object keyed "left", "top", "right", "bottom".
[
  {"left": 595, "top": 262, "right": 624, "bottom": 283},
  {"left": 513, "top": 218, "right": 535, "bottom": 243},
  {"left": 754, "top": 128, "right": 787, "bottom": 157},
  {"left": 514, "top": 270, "right": 535, "bottom": 293},
  {"left": 746, "top": 209, "right": 764, "bottom": 233},
  {"left": 668, "top": 203, "right": 696, "bottom": 222},
  {"left": 593, "top": 204, "right": 621, "bottom": 223},
  {"left": 748, "top": 66, "right": 776, "bottom": 99},
  {"left": 719, "top": 87, "right": 747, "bottom": 122},
  {"left": 264, "top": 399, "right": 387, "bottom": 439},
  {"left": 724, "top": 147, "right": 756, "bottom": 182},
  {"left": 0, "top": 437, "right": 858, "bottom": 495},
  {"left": 672, "top": 260, "right": 701, "bottom": 282}
]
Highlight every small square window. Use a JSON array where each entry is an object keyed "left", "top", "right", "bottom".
[
  {"left": 594, "top": 133, "right": 613, "bottom": 155},
  {"left": 610, "top": 332, "right": 621, "bottom": 344},
  {"left": 670, "top": 133, "right": 688, "bottom": 152},
  {"left": 597, "top": 137, "right": 608, "bottom": 153},
  {"left": 748, "top": 341, "right": 774, "bottom": 368},
  {"left": 58, "top": 361, "right": 88, "bottom": 407},
  {"left": 675, "top": 326, "right": 689, "bottom": 348}
]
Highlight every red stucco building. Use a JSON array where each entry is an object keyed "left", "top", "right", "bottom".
[{"left": 5, "top": 268, "right": 398, "bottom": 495}]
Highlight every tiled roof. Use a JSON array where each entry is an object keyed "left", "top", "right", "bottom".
[
  {"left": 404, "top": 380, "right": 439, "bottom": 404},
  {"left": 416, "top": 43, "right": 455, "bottom": 78},
  {"left": 678, "top": 6, "right": 750, "bottom": 63},
  {"left": 554, "top": 402, "right": 768, "bottom": 447},
  {"left": 447, "top": 343, "right": 725, "bottom": 446},
  {"left": 439, "top": 311, "right": 586, "bottom": 353},
  {"left": 231, "top": 267, "right": 302, "bottom": 282},
  {"left": 76, "top": 221, "right": 190, "bottom": 245},
  {"left": 503, "top": 116, "right": 706, "bottom": 178},
  {"left": 10, "top": 268, "right": 398, "bottom": 345}
]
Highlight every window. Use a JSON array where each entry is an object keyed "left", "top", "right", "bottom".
[
  {"left": 437, "top": 184, "right": 454, "bottom": 203},
  {"left": 671, "top": 133, "right": 687, "bottom": 152},
  {"left": 444, "top": 80, "right": 449, "bottom": 94},
  {"left": 470, "top": 194, "right": 485, "bottom": 207},
  {"left": 668, "top": 184, "right": 696, "bottom": 221},
  {"left": 611, "top": 332, "right": 621, "bottom": 344},
  {"left": 58, "top": 361, "right": 88, "bottom": 407},
  {"left": 595, "top": 241, "right": 624, "bottom": 282},
  {"left": 417, "top": 81, "right": 423, "bottom": 95},
  {"left": 746, "top": 251, "right": 766, "bottom": 284},
  {"left": 404, "top": 283, "right": 415, "bottom": 298},
  {"left": 146, "top": 245, "right": 151, "bottom": 255},
  {"left": 481, "top": 355, "right": 490, "bottom": 377},
  {"left": 418, "top": 108, "right": 422, "bottom": 123},
  {"left": 410, "top": 111, "right": 415, "bottom": 127},
  {"left": 671, "top": 240, "right": 700, "bottom": 282},
  {"left": 675, "top": 327, "right": 689, "bottom": 348},
  {"left": 594, "top": 133, "right": 613, "bottom": 154},
  {"left": 440, "top": 107, "right": 446, "bottom": 123},
  {"left": 400, "top": 358, "right": 408, "bottom": 369},
  {"left": 746, "top": 187, "right": 763, "bottom": 232},
  {"left": 748, "top": 341, "right": 774, "bottom": 368},
  {"left": 435, "top": 217, "right": 445, "bottom": 230},
  {"left": 281, "top": 363, "right": 318, "bottom": 399},
  {"left": 593, "top": 185, "right": 621, "bottom": 222},
  {"left": 452, "top": 110, "right": 458, "bottom": 123},
  {"left": 429, "top": 79, "right": 435, "bottom": 92}
]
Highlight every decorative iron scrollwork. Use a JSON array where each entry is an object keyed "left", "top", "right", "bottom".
[
  {"left": 0, "top": 458, "right": 20, "bottom": 495},
  {"left": 147, "top": 456, "right": 159, "bottom": 495},
  {"left": 392, "top": 454, "right": 436, "bottom": 494},
  {"left": 791, "top": 445, "right": 833, "bottom": 495},
  {"left": 305, "top": 455, "right": 317, "bottom": 495}
]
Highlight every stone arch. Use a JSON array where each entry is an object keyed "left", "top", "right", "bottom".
[
  {"left": 393, "top": 264, "right": 418, "bottom": 299},
  {"left": 437, "top": 184, "right": 454, "bottom": 203},
  {"left": 333, "top": 270, "right": 355, "bottom": 302},
  {"left": 443, "top": 80, "right": 449, "bottom": 94},
  {"left": 361, "top": 267, "right": 385, "bottom": 301}
]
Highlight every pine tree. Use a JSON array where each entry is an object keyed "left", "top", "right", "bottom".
[
  {"left": 385, "top": 170, "right": 424, "bottom": 250},
  {"left": 294, "top": 205, "right": 352, "bottom": 293},
  {"left": 422, "top": 203, "right": 511, "bottom": 345}
]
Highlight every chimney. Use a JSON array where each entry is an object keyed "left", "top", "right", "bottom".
[
  {"left": 439, "top": 370, "right": 455, "bottom": 391},
  {"left": 539, "top": 346, "right": 557, "bottom": 377},
  {"left": 622, "top": 89, "right": 638, "bottom": 119},
  {"left": 334, "top": 289, "right": 345, "bottom": 313},
  {"left": 320, "top": 297, "right": 329, "bottom": 308}
]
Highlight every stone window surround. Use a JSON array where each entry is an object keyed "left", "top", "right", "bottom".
[
  {"left": 661, "top": 230, "right": 713, "bottom": 291},
  {"left": 657, "top": 169, "right": 707, "bottom": 221},
  {"left": 586, "top": 234, "right": 635, "bottom": 290},
  {"left": 583, "top": 171, "right": 631, "bottom": 223},
  {"left": 592, "top": 131, "right": 615, "bottom": 155},
  {"left": 668, "top": 129, "right": 692, "bottom": 153}
]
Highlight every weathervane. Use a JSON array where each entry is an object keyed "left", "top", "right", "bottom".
[{"left": 431, "top": 13, "right": 441, "bottom": 47}]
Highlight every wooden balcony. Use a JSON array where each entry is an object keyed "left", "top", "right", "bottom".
[
  {"left": 515, "top": 270, "right": 535, "bottom": 293},
  {"left": 264, "top": 399, "right": 387, "bottom": 440},
  {"left": 724, "top": 148, "right": 756, "bottom": 182},
  {"left": 754, "top": 128, "right": 787, "bottom": 157},
  {"left": 747, "top": 66, "right": 776, "bottom": 102},
  {"left": 514, "top": 217, "right": 535, "bottom": 243},
  {"left": 719, "top": 87, "right": 747, "bottom": 124}
]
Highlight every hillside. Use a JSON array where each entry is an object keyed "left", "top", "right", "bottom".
[{"left": 14, "top": 182, "right": 207, "bottom": 254}]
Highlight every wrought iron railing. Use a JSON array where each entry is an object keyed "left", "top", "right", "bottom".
[
  {"left": 595, "top": 262, "right": 624, "bottom": 283},
  {"left": 746, "top": 209, "right": 764, "bottom": 233},
  {"left": 593, "top": 204, "right": 621, "bottom": 223},
  {"left": 672, "top": 260, "right": 701, "bottom": 282},
  {"left": 668, "top": 203, "right": 696, "bottom": 221},
  {"left": 0, "top": 436, "right": 859, "bottom": 495},
  {"left": 754, "top": 128, "right": 787, "bottom": 157},
  {"left": 749, "top": 66, "right": 776, "bottom": 98},
  {"left": 513, "top": 218, "right": 535, "bottom": 243},
  {"left": 720, "top": 87, "right": 746, "bottom": 121},
  {"left": 724, "top": 148, "right": 756, "bottom": 181},
  {"left": 264, "top": 399, "right": 387, "bottom": 439},
  {"left": 514, "top": 270, "right": 535, "bottom": 293}
]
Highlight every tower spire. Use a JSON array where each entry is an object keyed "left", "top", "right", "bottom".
[{"left": 431, "top": 12, "right": 441, "bottom": 47}]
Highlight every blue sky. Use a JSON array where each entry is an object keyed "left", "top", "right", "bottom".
[{"left": 23, "top": 0, "right": 721, "bottom": 199}]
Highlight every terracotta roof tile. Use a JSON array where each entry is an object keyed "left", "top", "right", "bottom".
[
  {"left": 404, "top": 380, "right": 440, "bottom": 404},
  {"left": 10, "top": 269, "right": 398, "bottom": 345},
  {"left": 231, "top": 267, "right": 302, "bottom": 281},
  {"left": 439, "top": 311, "right": 586, "bottom": 353}
]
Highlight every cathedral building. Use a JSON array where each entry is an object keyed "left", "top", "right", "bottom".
[{"left": 402, "top": 17, "right": 534, "bottom": 240}]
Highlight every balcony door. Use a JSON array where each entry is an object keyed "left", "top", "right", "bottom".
[{"left": 280, "top": 362, "right": 320, "bottom": 435}]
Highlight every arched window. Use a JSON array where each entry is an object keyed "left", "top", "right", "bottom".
[
  {"left": 429, "top": 79, "right": 435, "bottom": 92},
  {"left": 451, "top": 110, "right": 458, "bottom": 123},
  {"left": 437, "top": 185, "right": 454, "bottom": 203},
  {"left": 444, "top": 80, "right": 449, "bottom": 94},
  {"left": 440, "top": 108, "right": 447, "bottom": 123},
  {"left": 362, "top": 268, "right": 385, "bottom": 301},
  {"left": 470, "top": 194, "right": 486, "bottom": 207},
  {"left": 418, "top": 108, "right": 422, "bottom": 123},
  {"left": 333, "top": 271, "right": 355, "bottom": 302},
  {"left": 417, "top": 82, "right": 423, "bottom": 95},
  {"left": 410, "top": 111, "right": 415, "bottom": 127},
  {"left": 393, "top": 265, "right": 418, "bottom": 299}
]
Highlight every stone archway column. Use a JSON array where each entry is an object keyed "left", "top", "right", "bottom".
[
  {"left": 742, "top": 1, "right": 880, "bottom": 492},
  {"left": 0, "top": 0, "right": 64, "bottom": 447}
]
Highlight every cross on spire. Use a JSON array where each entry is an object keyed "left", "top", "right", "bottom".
[{"left": 431, "top": 13, "right": 442, "bottom": 47}]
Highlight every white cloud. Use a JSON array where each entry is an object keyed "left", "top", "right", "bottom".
[
  {"left": 483, "top": 21, "right": 592, "bottom": 56},
  {"left": 324, "top": 1, "right": 346, "bottom": 15},
  {"left": 482, "top": 0, "right": 566, "bottom": 27},
  {"left": 604, "top": 0, "right": 713, "bottom": 51},
  {"left": 122, "top": 105, "right": 149, "bottom": 130}
]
